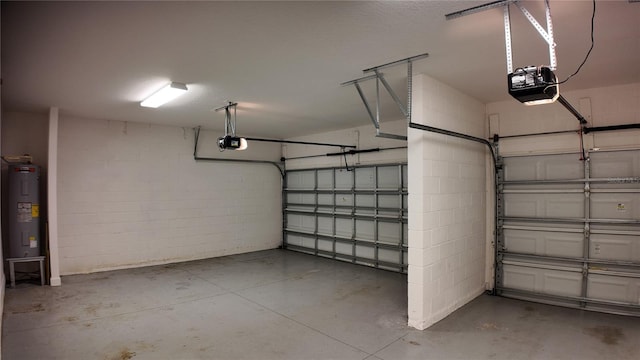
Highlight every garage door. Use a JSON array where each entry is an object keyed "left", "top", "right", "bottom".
[
  {"left": 284, "top": 164, "right": 408, "bottom": 273},
  {"left": 497, "top": 149, "right": 640, "bottom": 315}
]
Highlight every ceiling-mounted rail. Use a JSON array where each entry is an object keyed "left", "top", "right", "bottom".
[
  {"left": 362, "top": 53, "right": 429, "bottom": 73},
  {"left": 445, "top": 0, "right": 514, "bottom": 20},
  {"left": 244, "top": 137, "right": 356, "bottom": 149},
  {"left": 193, "top": 126, "right": 285, "bottom": 177},
  {"left": 557, "top": 95, "right": 588, "bottom": 125}
]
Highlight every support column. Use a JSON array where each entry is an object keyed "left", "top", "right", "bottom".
[{"left": 48, "top": 107, "right": 61, "bottom": 286}]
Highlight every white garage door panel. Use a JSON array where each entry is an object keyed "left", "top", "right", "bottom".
[
  {"left": 336, "top": 242, "right": 352, "bottom": 255},
  {"left": 504, "top": 229, "right": 583, "bottom": 257},
  {"left": 355, "top": 220, "right": 374, "bottom": 240},
  {"left": 318, "top": 194, "right": 333, "bottom": 206},
  {"left": 591, "top": 233, "right": 640, "bottom": 262},
  {"left": 287, "top": 234, "right": 316, "bottom": 250},
  {"left": 356, "top": 194, "right": 376, "bottom": 214},
  {"left": 504, "top": 193, "right": 584, "bottom": 218},
  {"left": 591, "top": 193, "right": 640, "bottom": 220},
  {"left": 498, "top": 149, "right": 640, "bottom": 315},
  {"left": 335, "top": 170, "right": 353, "bottom": 189},
  {"left": 379, "top": 195, "right": 402, "bottom": 209},
  {"left": 317, "top": 217, "right": 333, "bottom": 236},
  {"left": 335, "top": 218, "right": 352, "bottom": 238},
  {"left": 590, "top": 151, "right": 640, "bottom": 178},
  {"left": 286, "top": 193, "right": 315, "bottom": 206},
  {"left": 379, "top": 222, "right": 401, "bottom": 244},
  {"left": 503, "top": 154, "right": 583, "bottom": 181},
  {"left": 502, "top": 263, "right": 582, "bottom": 297},
  {"left": 318, "top": 239, "right": 333, "bottom": 252},
  {"left": 378, "top": 166, "right": 402, "bottom": 188},
  {"left": 587, "top": 273, "right": 640, "bottom": 304},
  {"left": 336, "top": 194, "right": 354, "bottom": 208},
  {"left": 317, "top": 170, "right": 333, "bottom": 189},
  {"left": 287, "top": 171, "right": 315, "bottom": 189},
  {"left": 285, "top": 164, "right": 407, "bottom": 272},
  {"left": 356, "top": 244, "right": 375, "bottom": 260},
  {"left": 355, "top": 167, "right": 375, "bottom": 188},
  {"left": 287, "top": 214, "right": 315, "bottom": 232},
  {"left": 379, "top": 248, "right": 401, "bottom": 263}
]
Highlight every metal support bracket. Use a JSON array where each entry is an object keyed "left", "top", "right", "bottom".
[
  {"left": 214, "top": 101, "right": 239, "bottom": 137},
  {"left": 513, "top": 1, "right": 556, "bottom": 70},
  {"left": 503, "top": 5, "right": 514, "bottom": 74},
  {"left": 447, "top": 0, "right": 557, "bottom": 73},
  {"left": 341, "top": 53, "right": 429, "bottom": 141},
  {"left": 505, "top": 1, "right": 557, "bottom": 72}
]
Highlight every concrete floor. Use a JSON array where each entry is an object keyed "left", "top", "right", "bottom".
[{"left": 2, "top": 249, "right": 639, "bottom": 360}]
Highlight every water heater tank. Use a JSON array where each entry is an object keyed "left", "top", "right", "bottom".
[{"left": 7, "top": 164, "right": 41, "bottom": 258}]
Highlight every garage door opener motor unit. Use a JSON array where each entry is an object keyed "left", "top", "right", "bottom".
[{"left": 508, "top": 66, "right": 558, "bottom": 105}]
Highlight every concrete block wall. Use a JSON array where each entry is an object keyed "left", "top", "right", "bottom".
[
  {"left": 408, "top": 74, "right": 488, "bottom": 330},
  {"left": 56, "top": 116, "right": 283, "bottom": 274}
]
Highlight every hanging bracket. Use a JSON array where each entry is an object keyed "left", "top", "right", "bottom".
[
  {"left": 214, "top": 101, "right": 239, "bottom": 137},
  {"left": 446, "top": 0, "right": 557, "bottom": 73},
  {"left": 508, "top": 1, "right": 557, "bottom": 72},
  {"left": 341, "top": 53, "right": 429, "bottom": 141}
]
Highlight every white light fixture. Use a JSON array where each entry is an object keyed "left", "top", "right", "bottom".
[{"left": 140, "top": 82, "right": 188, "bottom": 108}]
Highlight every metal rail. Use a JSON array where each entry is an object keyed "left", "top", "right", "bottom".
[
  {"left": 245, "top": 137, "right": 356, "bottom": 149},
  {"left": 583, "top": 123, "right": 640, "bottom": 134},
  {"left": 285, "top": 188, "right": 407, "bottom": 194},
  {"left": 557, "top": 95, "right": 588, "bottom": 125},
  {"left": 285, "top": 244, "right": 407, "bottom": 272},
  {"left": 501, "top": 216, "right": 640, "bottom": 225},
  {"left": 492, "top": 129, "right": 579, "bottom": 140},
  {"left": 445, "top": 0, "right": 514, "bottom": 20},
  {"left": 362, "top": 53, "right": 429, "bottom": 73},
  {"left": 285, "top": 209, "right": 406, "bottom": 223},
  {"left": 497, "top": 287, "right": 640, "bottom": 314},
  {"left": 501, "top": 177, "right": 640, "bottom": 185},
  {"left": 193, "top": 127, "right": 285, "bottom": 177},
  {"left": 501, "top": 252, "right": 640, "bottom": 269}
]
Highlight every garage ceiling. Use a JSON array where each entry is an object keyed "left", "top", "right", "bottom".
[{"left": 2, "top": 1, "right": 639, "bottom": 139}]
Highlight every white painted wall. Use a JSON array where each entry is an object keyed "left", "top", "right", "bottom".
[
  {"left": 487, "top": 82, "right": 640, "bottom": 155},
  {"left": 0, "top": 112, "right": 49, "bottom": 166},
  {"left": 407, "top": 74, "right": 488, "bottom": 330},
  {"left": 56, "top": 116, "right": 283, "bottom": 274},
  {"left": 283, "top": 119, "right": 408, "bottom": 170}
]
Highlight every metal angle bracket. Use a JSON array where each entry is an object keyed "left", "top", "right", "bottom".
[
  {"left": 505, "top": 1, "right": 557, "bottom": 73},
  {"left": 446, "top": 0, "right": 557, "bottom": 73},
  {"left": 214, "top": 101, "right": 239, "bottom": 137},
  {"left": 341, "top": 53, "right": 429, "bottom": 141},
  {"left": 511, "top": 1, "right": 557, "bottom": 71}
]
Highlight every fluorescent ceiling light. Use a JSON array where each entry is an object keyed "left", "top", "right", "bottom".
[{"left": 140, "top": 82, "right": 188, "bottom": 108}]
